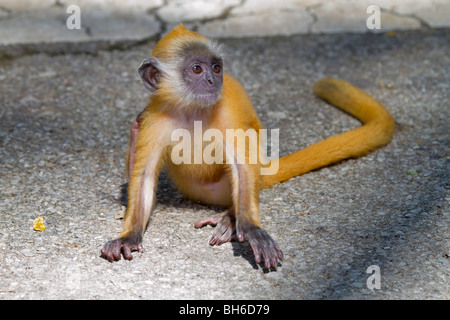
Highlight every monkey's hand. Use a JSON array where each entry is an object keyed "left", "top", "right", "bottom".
[
  {"left": 100, "top": 234, "right": 144, "bottom": 262},
  {"left": 237, "top": 221, "right": 284, "bottom": 270}
]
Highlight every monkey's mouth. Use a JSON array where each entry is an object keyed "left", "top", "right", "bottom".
[{"left": 195, "top": 92, "right": 220, "bottom": 106}]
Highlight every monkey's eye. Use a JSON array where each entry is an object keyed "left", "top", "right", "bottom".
[
  {"left": 192, "top": 65, "right": 203, "bottom": 74},
  {"left": 212, "top": 64, "right": 221, "bottom": 73}
]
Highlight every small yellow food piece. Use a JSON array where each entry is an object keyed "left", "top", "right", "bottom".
[{"left": 33, "top": 216, "right": 45, "bottom": 231}]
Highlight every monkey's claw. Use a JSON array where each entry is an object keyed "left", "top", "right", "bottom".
[{"left": 100, "top": 235, "right": 144, "bottom": 262}]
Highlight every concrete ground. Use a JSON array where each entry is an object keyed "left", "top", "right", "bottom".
[{"left": 0, "top": 28, "right": 448, "bottom": 300}]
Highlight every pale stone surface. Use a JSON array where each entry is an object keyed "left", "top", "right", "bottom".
[
  {"left": 157, "top": 0, "right": 241, "bottom": 23},
  {"left": 198, "top": 10, "right": 313, "bottom": 38},
  {"left": 0, "top": 9, "right": 90, "bottom": 45},
  {"left": 301, "top": 0, "right": 426, "bottom": 34},
  {"left": 309, "top": 1, "right": 372, "bottom": 33},
  {"left": 378, "top": 12, "right": 422, "bottom": 31},
  {"left": 0, "top": 0, "right": 448, "bottom": 49},
  {"left": 376, "top": 0, "right": 450, "bottom": 27},
  {"left": 0, "top": 0, "right": 161, "bottom": 45}
]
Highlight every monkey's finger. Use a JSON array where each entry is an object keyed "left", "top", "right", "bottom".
[
  {"left": 237, "top": 231, "right": 245, "bottom": 243},
  {"left": 194, "top": 217, "right": 219, "bottom": 229},
  {"left": 274, "top": 244, "right": 284, "bottom": 261},
  {"left": 122, "top": 245, "right": 133, "bottom": 261},
  {"left": 261, "top": 246, "right": 278, "bottom": 270},
  {"left": 100, "top": 249, "right": 113, "bottom": 263},
  {"left": 194, "top": 216, "right": 221, "bottom": 228},
  {"left": 101, "top": 241, "right": 121, "bottom": 262},
  {"left": 251, "top": 236, "right": 281, "bottom": 269},
  {"left": 267, "top": 240, "right": 284, "bottom": 268},
  {"left": 210, "top": 223, "right": 230, "bottom": 245},
  {"left": 210, "top": 230, "right": 230, "bottom": 245},
  {"left": 247, "top": 240, "right": 262, "bottom": 265},
  {"left": 210, "top": 226, "right": 222, "bottom": 245},
  {"left": 111, "top": 244, "right": 122, "bottom": 261},
  {"left": 216, "top": 227, "right": 236, "bottom": 245},
  {"left": 266, "top": 236, "right": 283, "bottom": 262},
  {"left": 209, "top": 215, "right": 235, "bottom": 245}
]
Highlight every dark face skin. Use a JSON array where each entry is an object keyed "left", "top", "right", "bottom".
[{"left": 182, "top": 56, "right": 223, "bottom": 106}]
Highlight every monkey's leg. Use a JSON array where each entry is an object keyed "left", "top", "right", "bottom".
[{"left": 194, "top": 208, "right": 237, "bottom": 245}]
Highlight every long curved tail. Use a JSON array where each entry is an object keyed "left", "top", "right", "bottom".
[{"left": 262, "top": 78, "right": 395, "bottom": 189}]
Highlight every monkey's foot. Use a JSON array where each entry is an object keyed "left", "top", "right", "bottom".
[
  {"left": 194, "top": 212, "right": 237, "bottom": 246},
  {"left": 237, "top": 221, "right": 284, "bottom": 270},
  {"left": 100, "top": 234, "right": 143, "bottom": 262}
]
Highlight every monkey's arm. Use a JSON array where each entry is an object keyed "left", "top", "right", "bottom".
[
  {"left": 101, "top": 112, "right": 169, "bottom": 262},
  {"left": 225, "top": 134, "right": 283, "bottom": 269},
  {"left": 126, "top": 112, "right": 144, "bottom": 177}
]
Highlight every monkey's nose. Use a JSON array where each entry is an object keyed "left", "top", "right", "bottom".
[{"left": 205, "top": 72, "right": 215, "bottom": 85}]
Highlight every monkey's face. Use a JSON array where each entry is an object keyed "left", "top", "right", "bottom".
[
  {"left": 181, "top": 55, "right": 223, "bottom": 107},
  {"left": 139, "top": 40, "right": 224, "bottom": 109}
]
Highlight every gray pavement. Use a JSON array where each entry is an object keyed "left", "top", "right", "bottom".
[{"left": 0, "top": 27, "right": 449, "bottom": 299}]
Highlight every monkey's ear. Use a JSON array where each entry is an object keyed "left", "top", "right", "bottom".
[{"left": 138, "top": 58, "right": 161, "bottom": 92}]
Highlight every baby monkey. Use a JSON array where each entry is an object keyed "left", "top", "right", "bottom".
[{"left": 101, "top": 24, "right": 394, "bottom": 269}]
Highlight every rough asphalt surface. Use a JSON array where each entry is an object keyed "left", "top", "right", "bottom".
[{"left": 0, "top": 29, "right": 448, "bottom": 299}]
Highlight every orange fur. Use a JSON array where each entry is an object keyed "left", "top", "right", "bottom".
[
  {"left": 103, "top": 24, "right": 394, "bottom": 268},
  {"left": 152, "top": 24, "right": 209, "bottom": 61}
]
